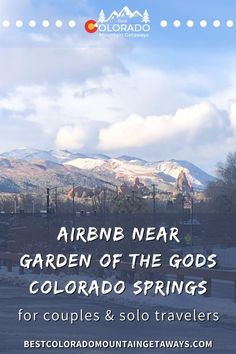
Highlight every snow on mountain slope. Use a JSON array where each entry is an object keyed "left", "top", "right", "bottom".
[
  {"left": 0, "top": 149, "right": 214, "bottom": 192},
  {"left": 117, "top": 156, "right": 147, "bottom": 164},
  {"left": 65, "top": 156, "right": 214, "bottom": 190},
  {"left": 0, "top": 148, "right": 111, "bottom": 165},
  {"left": 153, "top": 160, "right": 213, "bottom": 188},
  {"left": 173, "top": 160, "right": 213, "bottom": 185},
  {"left": 1, "top": 148, "right": 58, "bottom": 162},
  {"left": 0, "top": 148, "right": 87, "bottom": 164},
  {"left": 66, "top": 157, "right": 106, "bottom": 170}
]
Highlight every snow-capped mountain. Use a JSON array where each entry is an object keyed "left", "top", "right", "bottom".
[
  {"left": 152, "top": 160, "right": 213, "bottom": 189},
  {"left": 106, "top": 6, "right": 143, "bottom": 22},
  {"left": 0, "top": 148, "right": 214, "bottom": 193},
  {"left": 65, "top": 156, "right": 214, "bottom": 191},
  {"left": 0, "top": 148, "right": 87, "bottom": 164},
  {"left": 1, "top": 148, "right": 59, "bottom": 162}
]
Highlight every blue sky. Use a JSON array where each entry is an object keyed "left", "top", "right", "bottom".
[{"left": 0, "top": 0, "right": 236, "bottom": 174}]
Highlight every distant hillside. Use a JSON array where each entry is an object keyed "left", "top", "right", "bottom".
[
  {"left": 0, "top": 148, "right": 214, "bottom": 193},
  {"left": 0, "top": 157, "right": 108, "bottom": 193}
]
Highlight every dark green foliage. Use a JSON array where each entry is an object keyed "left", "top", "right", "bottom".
[{"left": 206, "top": 152, "right": 236, "bottom": 212}]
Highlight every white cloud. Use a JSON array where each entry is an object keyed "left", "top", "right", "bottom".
[
  {"left": 0, "top": 38, "right": 236, "bottom": 173},
  {"left": 0, "top": 63, "right": 234, "bottom": 174},
  {"left": 55, "top": 125, "right": 87, "bottom": 150},
  {"left": 228, "top": 101, "right": 236, "bottom": 132},
  {"left": 98, "top": 102, "right": 229, "bottom": 150},
  {"left": 0, "top": 46, "right": 128, "bottom": 91}
]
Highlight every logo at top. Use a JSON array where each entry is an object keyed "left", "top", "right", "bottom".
[
  {"left": 86, "top": 6, "right": 151, "bottom": 38},
  {"left": 85, "top": 19, "right": 98, "bottom": 33}
]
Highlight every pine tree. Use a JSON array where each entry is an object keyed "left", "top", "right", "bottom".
[
  {"left": 98, "top": 9, "right": 106, "bottom": 23},
  {"left": 142, "top": 10, "right": 150, "bottom": 23}
]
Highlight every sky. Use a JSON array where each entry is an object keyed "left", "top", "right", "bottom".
[{"left": 0, "top": 0, "right": 236, "bottom": 173}]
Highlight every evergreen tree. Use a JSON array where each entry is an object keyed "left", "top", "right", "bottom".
[
  {"left": 98, "top": 9, "right": 106, "bottom": 23},
  {"left": 206, "top": 152, "right": 236, "bottom": 213},
  {"left": 142, "top": 10, "right": 150, "bottom": 23}
]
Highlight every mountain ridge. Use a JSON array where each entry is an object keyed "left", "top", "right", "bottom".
[{"left": 0, "top": 148, "right": 214, "bottom": 193}]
